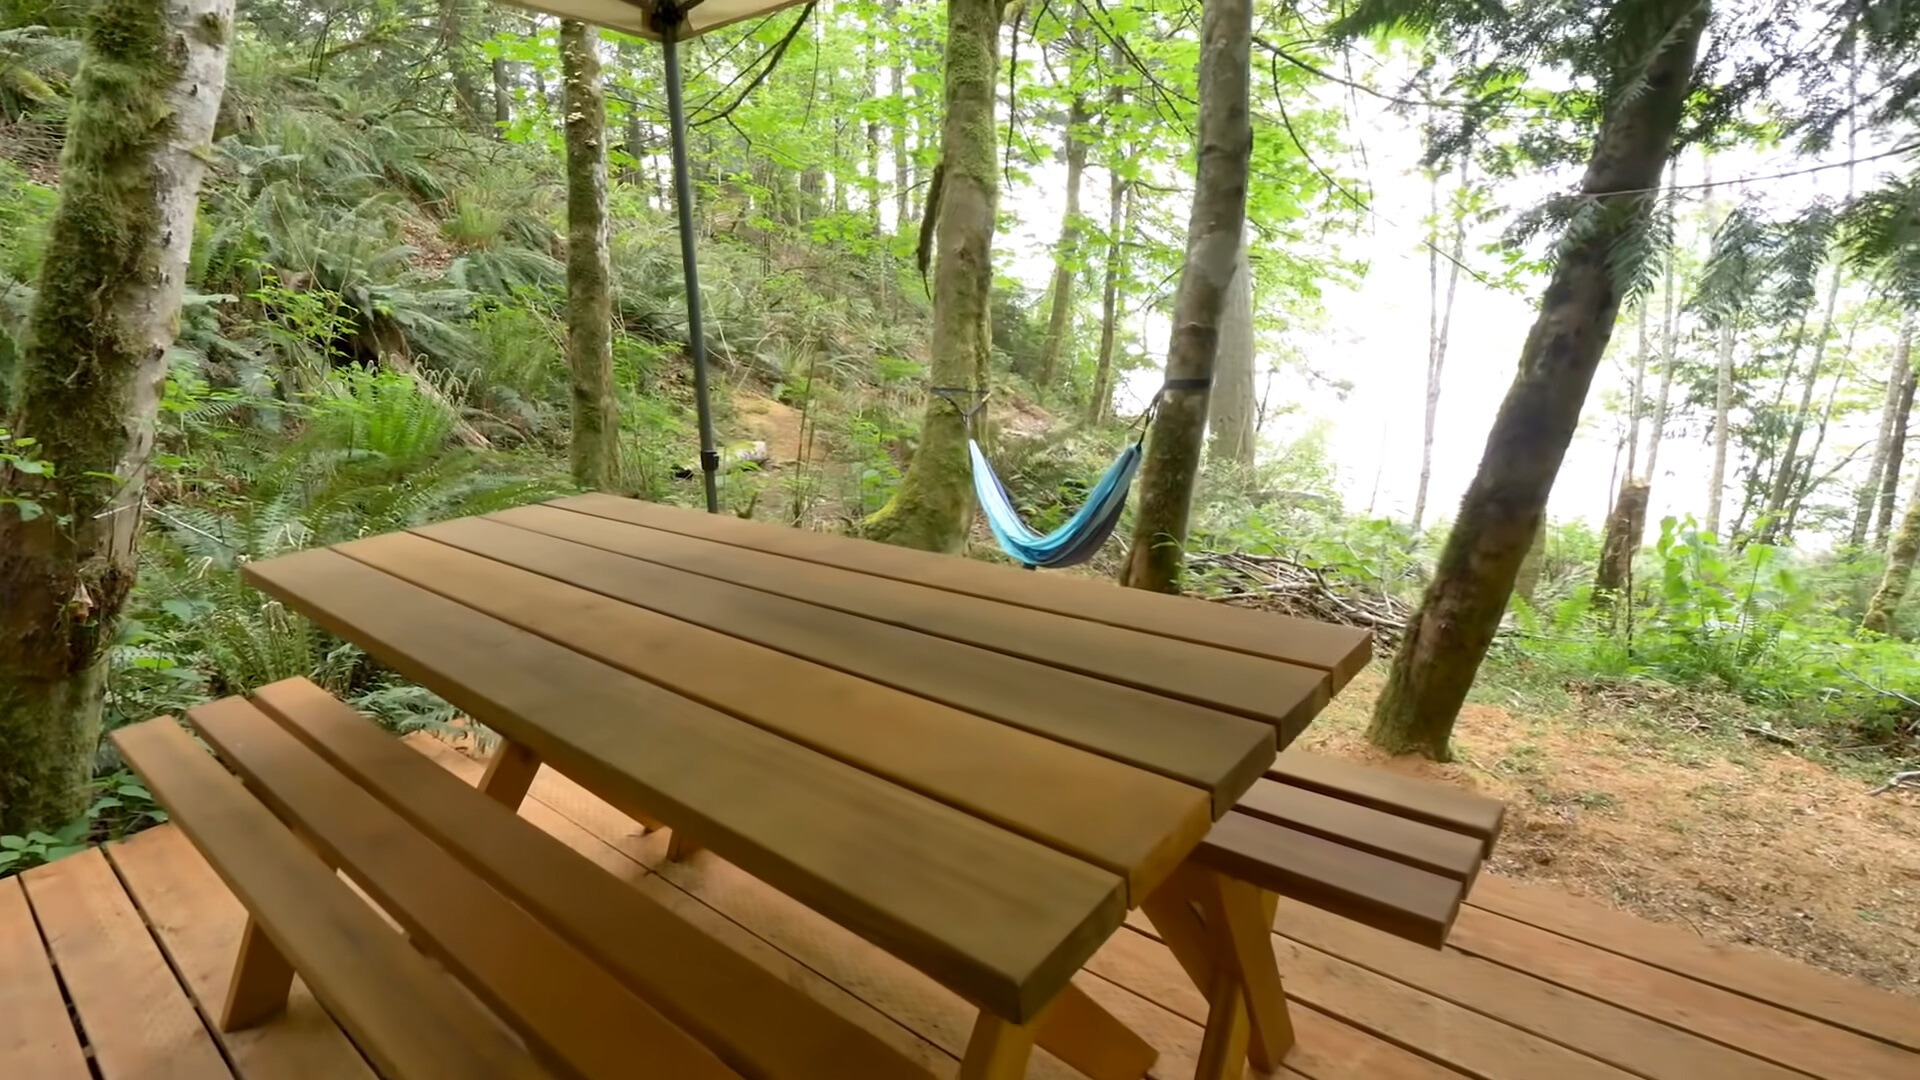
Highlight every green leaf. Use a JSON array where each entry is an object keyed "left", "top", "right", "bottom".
[
  {"left": 0, "top": 835, "right": 26, "bottom": 851},
  {"left": 44, "top": 845, "right": 88, "bottom": 862}
]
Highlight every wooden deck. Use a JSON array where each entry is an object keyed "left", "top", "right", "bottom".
[{"left": 6, "top": 735, "right": 1917, "bottom": 1080}]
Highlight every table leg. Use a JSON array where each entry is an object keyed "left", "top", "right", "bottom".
[
  {"left": 476, "top": 737, "right": 540, "bottom": 810},
  {"left": 665, "top": 831, "right": 702, "bottom": 861},
  {"left": 957, "top": 1012, "right": 1036, "bottom": 1080},
  {"left": 220, "top": 915, "right": 295, "bottom": 1030},
  {"left": 1032, "top": 982, "right": 1158, "bottom": 1079},
  {"left": 1144, "top": 863, "right": 1293, "bottom": 1078},
  {"left": 1198, "top": 874, "right": 1292, "bottom": 1070}
]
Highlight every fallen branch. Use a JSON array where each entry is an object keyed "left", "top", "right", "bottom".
[{"left": 1868, "top": 771, "right": 1920, "bottom": 797}]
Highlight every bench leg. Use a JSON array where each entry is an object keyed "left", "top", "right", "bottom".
[
  {"left": 957, "top": 1011, "right": 1035, "bottom": 1080},
  {"left": 1146, "top": 864, "right": 1293, "bottom": 1078},
  {"left": 1032, "top": 982, "right": 1157, "bottom": 1079},
  {"left": 477, "top": 737, "right": 541, "bottom": 810},
  {"left": 220, "top": 915, "right": 295, "bottom": 1031}
]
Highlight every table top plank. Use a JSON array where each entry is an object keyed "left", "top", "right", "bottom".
[
  {"left": 415, "top": 516, "right": 1275, "bottom": 813},
  {"left": 493, "top": 504, "right": 1328, "bottom": 739},
  {"left": 555, "top": 492, "right": 1372, "bottom": 689},
  {"left": 338, "top": 531, "right": 1211, "bottom": 902},
  {"left": 243, "top": 548, "right": 1126, "bottom": 1023}
]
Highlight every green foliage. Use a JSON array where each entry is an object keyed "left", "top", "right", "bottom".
[{"left": 0, "top": 771, "right": 167, "bottom": 877}]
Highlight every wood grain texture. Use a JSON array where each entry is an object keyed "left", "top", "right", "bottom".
[
  {"left": 218, "top": 916, "right": 295, "bottom": 1030},
  {"left": 1271, "top": 752, "right": 1505, "bottom": 854},
  {"left": 1447, "top": 906, "right": 1920, "bottom": 1080},
  {"left": 477, "top": 738, "right": 541, "bottom": 810},
  {"left": 1030, "top": 982, "right": 1159, "bottom": 1080},
  {"left": 954, "top": 1013, "right": 1035, "bottom": 1080},
  {"left": 1234, "top": 779, "right": 1484, "bottom": 881},
  {"left": 108, "top": 718, "right": 552, "bottom": 1080},
  {"left": 552, "top": 492, "right": 1373, "bottom": 687},
  {"left": 0, "top": 875, "right": 90, "bottom": 1080},
  {"left": 1194, "top": 811, "right": 1464, "bottom": 947},
  {"left": 242, "top": 548, "right": 1124, "bottom": 1023},
  {"left": 185, "top": 696, "right": 742, "bottom": 1080},
  {"left": 249, "top": 678, "right": 933, "bottom": 1080},
  {"left": 21, "top": 847, "right": 232, "bottom": 1080},
  {"left": 338, "top": 531, "right": 1211, "bottom": 901},
  {"left": 1466, "top": 873, "right": 1920, "bottom": 1054},
  {"left": 489, "top": 503, "right": 1329, "bottom": 737},
  {"left": 105, "top": 826, "right": 378, "bottom": 1080},
  {"left": 1267, "top": 895, "right": 1808, "bottom": 1080},
  {"left": 415, "top": 515, "right": 1274, "bottom": 815}
]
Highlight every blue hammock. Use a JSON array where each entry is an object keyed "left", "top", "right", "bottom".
[{"left": 969, "top": 438, "right": 1142, "bottom": 569}]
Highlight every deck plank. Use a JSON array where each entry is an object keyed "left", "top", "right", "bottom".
[
  {"left": 0, "top": 875, "right": 90, "bottom": 1080},
  {"left": 338, "top": 531, "right": 1215, "bottom": 901},
  {"left": 489, "top": 503, "right": 1330, "bottom": 737},
  {"left": 550, "top": 492, "right": 1372, "bottom": 687},
  {"left": 104, "top": 827, "right": 377, "bottom": 1080},
  {"left": 413, "top": 515, "right": 1275, "bottom": 814},
  {"left": 1466, "top": 873, "right": 1920, "bottom": 1053},
  {"left": 1268, "top": 896, "right": 1803, "bottom": 1080},
  {"left": 1448, "top": 906, "right": 1920, "bottom": 1080},
  {"left": 22, "top": 849, "right": 232, "bottom": 1080}
]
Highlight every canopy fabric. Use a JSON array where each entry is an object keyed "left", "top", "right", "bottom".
[
  {"left": 501, "top": 0, "right": 808, "bottom": 41},
  {"left": 969, "top": 440, "right": 1142, "bottom": 570}
]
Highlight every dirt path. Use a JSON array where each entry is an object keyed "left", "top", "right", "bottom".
[{"left": 1301, "top": 670, "right": 1920, "bottom": 997}]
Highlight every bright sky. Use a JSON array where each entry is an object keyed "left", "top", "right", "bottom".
[{"left": 991, "top": 60, "right": 1897, "bottom": 538}]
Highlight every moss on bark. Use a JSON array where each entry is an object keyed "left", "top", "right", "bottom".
[
  {"left": 1862, "top": 474, "right": 1920, "bottom": 636},
  {"left": 0, "top": 0, "right": 231, "bottom": 832},
  {"left": 864, "top": 0, "right": 1005, "bottom": 552},
  {"left": 560, "top": 19, "right": 619, "bottom": 491}
]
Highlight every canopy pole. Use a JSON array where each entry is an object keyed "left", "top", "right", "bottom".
[{"left": 656, "top": 6, "right": 720, "bottom": 513}]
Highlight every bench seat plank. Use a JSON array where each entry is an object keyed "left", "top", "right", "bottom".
[
  {"left": 1270, "top": 751, "right": 1505, "bottom": 854},
  {"left": 553, "top": 492, "right": 1373, "bottom": 688},
  {"left": 244, "top": 548, "right": 1126, "bottom": 1024},
  {"left": 1233, "top": 779, "right": 1484, "bottom": 882},
  {"left": 414, "top": 516, "right": 1275, "bottom": 814},
  {"left": 1194, "top": 811, "right": 1464, "bottom": 948},
  {"left": 488, "top": 503, "right": 1329, "bottom": 738},
  {"left": 249, "top": 677, "right": 932, "bottom": 1080},
  {"left": 185, "top": 697, "right": 742, "bottom": 1080},
  {"left": 109, "top": 718, "right": 553, "bottom": 1080},
  {"left": 336, "top": 531, "right": 1211, "bottom": 902}
]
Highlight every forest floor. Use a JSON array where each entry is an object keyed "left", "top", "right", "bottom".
[{"left": 1297, "top": 667, "right": 1920, "bottom": 998}]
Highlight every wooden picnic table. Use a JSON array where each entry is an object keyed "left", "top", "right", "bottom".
[{"left": 243, "top": 494, "right": 1371, "bottom": 1078}]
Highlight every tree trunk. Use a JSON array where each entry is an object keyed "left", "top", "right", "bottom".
[
  {"left": 1596, "top": 481, "right": 1650, "bottom": 595},
  {"left": 1513, "top": 517, "right": 1547, "bottom": 605},
  {"left": 440, "top": 0, "right": 487, "bottom": 134},
  {"left": 1036, "top": 94, "right": 1090, "bottom": 389},
  {"left": 1641, "top": 161, "right": 1680, "bottom": 489},
  {"left": 1704, "top": 318, "right": 1736, "bottom": 538},
  {"left": 1088, "top": 171, "right": 1128, "bottom": 425},
  {"left": 1207, "top": 238, "right": 1256, "bottom": 467},
  {"left": 560, "top": 20, "right": 619, "bottom": 491},
  {"left": 1366, "top": 1, "right": 1705, "bottom": 760},
  {"left": 1412, "top": 149, "right": 1468, "bottom": 534},
  {"left": 1758, "top": 265, "right": 1843, "bottom": 543},
  {"left": 1786, "top": 315, "right": 1860, "bottom": 537},
  {"left": 1862, "top": 469, "right": 1920, "bottom": 635},
  {"left": 863, "top": 0, "right": 1004, "bottom": 551},
  {"left": 0, "top": 0, "right": 232, "bottom": 834},
  {"left": 492, "top": 57, "right": 512, "bottom": 136},
  {"left": 1117, "top": 0, "right": 1253, "bottom": 593},
  {"left": 1851, "top": 347, "right": 1904, "bottom": 548},
  {"left": 1875, "top": 322, "right": 1915, "bottom": 547}
]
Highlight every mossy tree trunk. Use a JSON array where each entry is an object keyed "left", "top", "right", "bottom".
[
  {"left": 1850, "top": 315, "right": 1911, "bottom": 546},
  {"left": 0, "top": 0, "right": 233, "bottom": 834},
  {"left": 1595, "top": 481, "right": 1649, "bottom": 596},
  {"left": 1874, "top": 322, "right": 1915, "bottom": 547},
  {"left": 492, "top": 56, "right": 513, "bottom": 136},
  {"left": 1704, "top": 318, "right": 1737, "bottom": 539},
  {"left": 439, "top": 0, "right": 488, "bottom": 135},
  {"left": 1367, "top": 0, "right": 1705, "bottom": 760},
  {"left": 1863, "top": 468, "right": 1920, "bottom": 635},
  {"left": 864, "top": 0, "right": 1005, "bottom": 552},
  {"left": 560, "top": 19, "right": 619, "bottom": 491},
  {"left": 1118, "top": 0, "right": 1253, "bottom": 593},
  {"left": 1207, "top": 238, "right": 1257, "bottom": 468},
  {"left": 1036, "top": 91, "right": 1090, "bottom": 390}
]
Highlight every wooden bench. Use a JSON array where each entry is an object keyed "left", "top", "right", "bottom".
[
  {"left": 1196, "top": 750, "right": 1505, "bottom": 949},
  {"left": 111, "top": 678, "right": 934, "bottom": 1080}
]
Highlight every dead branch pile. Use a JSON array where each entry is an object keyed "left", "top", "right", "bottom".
[{"left": 1189, "top": 550, "right": 1413, "bottom": 647}]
